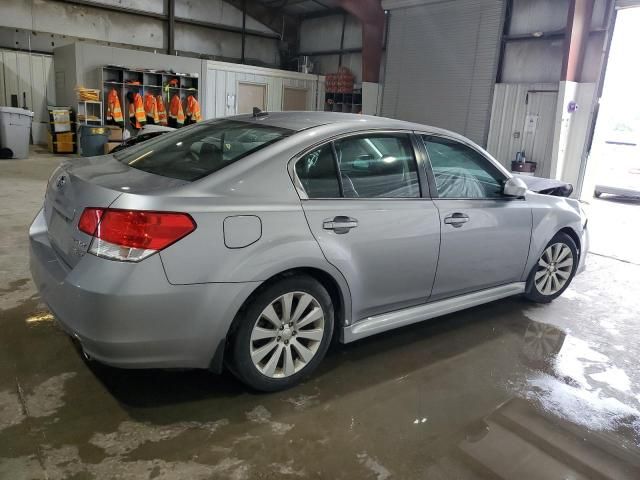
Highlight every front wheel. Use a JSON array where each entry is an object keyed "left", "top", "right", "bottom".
[
  {"left": 524, "top": 232, "right": 578, "bottom": 303},
  {"left": 229, "top": 276, "right": 334, "bottom": 392}
]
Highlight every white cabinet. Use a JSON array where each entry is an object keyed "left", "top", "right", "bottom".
[{"left": 205, "top": 60, "right": 324, "bottom": 119}]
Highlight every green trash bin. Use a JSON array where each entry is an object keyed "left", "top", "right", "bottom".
[{"left": 79, "top": 125, "right": 109, "bottom": 157}]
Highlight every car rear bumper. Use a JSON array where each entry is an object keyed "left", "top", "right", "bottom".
[{"left": 29, "top": 209, "right": 259, "bottom": 369}]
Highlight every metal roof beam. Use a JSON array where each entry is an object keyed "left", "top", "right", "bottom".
[
  {"left": 224, "top": 0, "right": 300, "bottom": 45},
  {"left": 336, "top": 0, "right": 385, "bottom": 83},
  {"left": 51, "top": 0, "right": 280, "bottom": 40},
  {"left": 562, "top": 0, "right": 595, "bottom": 81}
]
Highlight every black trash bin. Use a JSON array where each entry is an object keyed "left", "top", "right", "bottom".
[{"left": 79, "top": 125, "right": 109, "bottom": 157}]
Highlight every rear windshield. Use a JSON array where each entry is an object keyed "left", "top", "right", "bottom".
[{"left": 114, "top": 120, "right": 293, "bottom": 181}]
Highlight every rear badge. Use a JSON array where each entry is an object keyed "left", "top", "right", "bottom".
[{"left": 55, "top": 174, "right": 67, "bottom": 191}]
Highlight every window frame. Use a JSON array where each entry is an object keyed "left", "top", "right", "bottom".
[
  {"left": 416, "top": 132, "right": 516, "bottom": 201},
  {"left": 289, "top": 129, "right": 431, "bottom": 200}
]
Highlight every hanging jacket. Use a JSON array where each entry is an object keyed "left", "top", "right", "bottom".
[
  {"left": 169, "top": 94, "right": 185, "bottom": 126},
  {"left": 106, "top": 89, "right": 124, "bottom": 125},
  {"left": 156, "top": 95, "right": 168, "bottom": 126},
  {"left": 128, "top": 92, "right": 146, "bottom": 129},
  {"left": 185, "top": 95, "right": 201, "bottom": 123},
  {"left": 143, "top": 93, "right": 159, "bottom": 124}
]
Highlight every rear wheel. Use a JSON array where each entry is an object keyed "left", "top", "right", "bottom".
[
  {"left": 229, "top": 276, "right": 334, "bottom": 391},
  {"left": 524, "top": 232, "right": 578, "bottom": 303}
]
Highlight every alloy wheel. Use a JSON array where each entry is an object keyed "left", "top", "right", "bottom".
[
  {"left": 534, "top": 243, "right": 574, "bottom": 296},
  {"left": 250, "top": 292, "right": 325, "bottom": 378}
]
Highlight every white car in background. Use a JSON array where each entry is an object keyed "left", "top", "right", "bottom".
[{"left": 594, "top": 143, "right": 640, "bottom": 199}]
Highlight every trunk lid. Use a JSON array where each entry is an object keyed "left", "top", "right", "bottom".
[{"left": 44, "top": 155, "right": 188, "bottom": 268}]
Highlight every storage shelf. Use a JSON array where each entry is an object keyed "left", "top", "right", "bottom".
[
  {"left": 325, "top": 89, "right": 362, "bottom": 114},
  {"left": 101, "top": 65, "right": 199, "bottom": 134}
]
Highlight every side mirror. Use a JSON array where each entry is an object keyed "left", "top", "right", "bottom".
[{"left": 503, "top": 176, "right": 528, "bottom": 198}]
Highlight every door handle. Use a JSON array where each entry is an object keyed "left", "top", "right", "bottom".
[
  {"left": 443, "top": 213, "right": 469, "bottom": 228},
  {"left": 323, "top": 216, "right": 358, "bottom": 234}
]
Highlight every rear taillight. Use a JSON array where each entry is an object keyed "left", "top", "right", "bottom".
[{"left": 78, "top": 208, "right": 196, "bottom": 262}]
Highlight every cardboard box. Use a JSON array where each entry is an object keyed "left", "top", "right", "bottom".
[
  {"left": 104, "top": 142, "right": 121, "bottom": 154},
  {"left": 105, "top": 126, "right": 124, "bottom": 141},
  {"left": 48, "top": 108, "right": 73, "bottom": 133},
  {"left": 47, "top": 132, "right": 76, "bottom": 154},
  {"left": 51, "top": 132, "right": 75, "bottom": 143}
]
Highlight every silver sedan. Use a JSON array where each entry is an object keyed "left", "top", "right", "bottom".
[{"left": 30, "top": 112, "right": 588, "bottom": 391}]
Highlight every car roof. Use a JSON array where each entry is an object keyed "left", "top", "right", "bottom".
[{"left": 211, "top": 111, "right": 455, "bottom": 136}]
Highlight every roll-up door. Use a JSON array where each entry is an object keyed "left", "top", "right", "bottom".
[{"left": 381, "top": 0, "right": 504, "bottom": 146}]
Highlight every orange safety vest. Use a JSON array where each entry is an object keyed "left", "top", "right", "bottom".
[
  {"left": 185, "top": 95, "right": 201, "bottom": 122},
  {"left": 128, "top": 92, "right": 146, "bottom": 129},
  {"left": 156, "top": 95, "right": 168, "bottom": 126},
  {"left": 106, "top": 89, "right": 123, "bottom": 125},
  {"left": 169, "top": 94, "right": 185, "bottom": 126},
  {"left": 143, "top": 93, "right": 159, "bottom": 124}
]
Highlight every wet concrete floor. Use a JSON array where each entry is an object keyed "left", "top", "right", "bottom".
[{"left": 1, "top": 148, "right": 640, "bottom": 479}]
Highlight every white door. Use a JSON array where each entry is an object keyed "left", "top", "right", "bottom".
[
  {"left": 522, "top": 91, "right": 558, "bottom": 178},
  {"left": 282, "top": 87, "right": 308, "bottom": 111},
  {"left": 237, "top": 82, "right": 266, "bottom": 114}
]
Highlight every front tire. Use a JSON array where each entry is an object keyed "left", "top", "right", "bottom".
[
  {"left": 229, "top": 276, "right": 334, "bottom": 392},
  {"left": 524, "top": 232, "right": 578, "bottom": 303}
]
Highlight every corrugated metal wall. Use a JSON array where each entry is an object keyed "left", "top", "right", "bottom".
[
  {"left": 487, "top": 83, "right": 558, "bottom": 177},
  {"left": 500, "top": 0, "right": 608, "bottom": 84},
  {"left": 0, "top": 50, "right": 55, "bottom": 145},
  {"left": 0, "top": 0, "right": 280, "bottom": 66},
  {"left": 205, "top": 61, "right": 324, "bottom": 118},
  {"left": 381, "top": 0, "right": 504, "bottom": 146},
  {"left": 299, "top": 14, "right": 363, "bottom": 83}
]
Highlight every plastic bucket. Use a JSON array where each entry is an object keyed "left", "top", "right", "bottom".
[
  {"left": 79, "top": 125, "right": 110, "bottom": 157},
  {"left": 0, "top": 106, "right": 34, "bottom": 159}
]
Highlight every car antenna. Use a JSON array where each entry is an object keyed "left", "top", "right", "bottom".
[{"left": 252, "top": 107, "right": 269, "bottom": 118}]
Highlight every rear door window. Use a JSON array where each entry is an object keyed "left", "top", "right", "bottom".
[
  {"left": 334, "top": 134, "right": 420, "bottom": 198},
  {"left": 295, "top": 144, "right": 341, "bottom": 198},
  {"left": 115, "top": 120, "right": 293, "bottom": 181}
]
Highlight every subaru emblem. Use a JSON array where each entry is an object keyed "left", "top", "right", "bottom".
[{"left": 55, "top": 175, "right": 67, "bottom": 190}]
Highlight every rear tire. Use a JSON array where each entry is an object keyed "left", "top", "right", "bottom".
[
  {"left": 229, "top": 275, "right": 334, "bottom": 392},
  {"left": 524, "top": 232, "right": 578, "bottom": 303}
]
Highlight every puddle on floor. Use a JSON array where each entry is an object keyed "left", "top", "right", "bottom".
[{"left": 1, "top": 280, "right": 640, "bottom": 478}]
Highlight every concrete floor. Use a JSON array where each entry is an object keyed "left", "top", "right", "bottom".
[{"left": 1, "top": 148, "right": 640, "bottom": 479}]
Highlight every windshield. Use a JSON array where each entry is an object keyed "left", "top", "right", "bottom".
[{"left": 114, "top": 120, "right": 294, "bottom": 181}]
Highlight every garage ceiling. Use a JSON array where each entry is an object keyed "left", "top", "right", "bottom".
[{"left": 253, "top": 0, "right": 342, "bottom": 16}]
